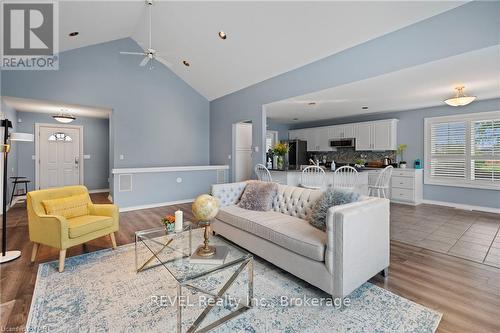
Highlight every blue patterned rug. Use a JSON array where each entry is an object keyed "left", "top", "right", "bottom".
[{"left": 27, "top": 236, "right": 442, "bottom": 333}]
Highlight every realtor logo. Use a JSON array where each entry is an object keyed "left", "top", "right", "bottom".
[{"left": 1, "top": 1, "right": 59, "bottom": 70}]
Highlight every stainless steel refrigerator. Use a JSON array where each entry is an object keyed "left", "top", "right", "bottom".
[{"left": 284, "top": 140, "right": 308, "bottom": 170}]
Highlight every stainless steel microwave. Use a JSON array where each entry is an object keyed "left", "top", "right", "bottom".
[{"left": 329, "top": 138, "right": 355, "bottom": 148}]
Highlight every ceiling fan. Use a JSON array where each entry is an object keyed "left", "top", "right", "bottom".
[{"left": 120, "top": 0, "right": 172, "bottom": 69}]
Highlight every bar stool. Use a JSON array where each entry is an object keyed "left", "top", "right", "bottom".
[{"left": 10, "top": 176, "right": 30, "bottom": 206}]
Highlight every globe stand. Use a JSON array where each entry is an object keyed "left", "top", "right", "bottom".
[{"left": 196, "top": 221, "right": 216, "bottom": 257}]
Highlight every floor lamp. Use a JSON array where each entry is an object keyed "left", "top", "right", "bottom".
[{"left": 0, "top": 118, "right": 34, "bottom": 263}]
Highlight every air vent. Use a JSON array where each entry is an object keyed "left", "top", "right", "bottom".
[
  {"left": 119, "top": 174, "right": 133, "bottom": 192},
  {"left": 217, "top": 169, "right": 227, "bottom": 184}
]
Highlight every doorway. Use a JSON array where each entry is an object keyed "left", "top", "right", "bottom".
[
  {"left": 232, "top": 121, "right": 253, "bottom": 182},
  {"left": 35, "top": 123, "right": 84, "bottom": 190}
]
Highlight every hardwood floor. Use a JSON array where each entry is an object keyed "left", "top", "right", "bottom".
[{"left": 1, "top": 196, "right": 499, "bottom": 332}]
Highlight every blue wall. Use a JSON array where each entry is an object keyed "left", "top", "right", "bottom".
[
  {"left": 266, "top": 120, "right": 290, "bottom": 141},
  {"left": 2, "top": 38, "right": 210, "bottom": 172},
  {"left": 15, "top": 112, "right": 109, "bottom": 191},
  {"left": 210, "top": 1, "right": 500, "bottom": 208}
]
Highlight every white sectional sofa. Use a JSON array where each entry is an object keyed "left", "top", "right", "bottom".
[{"left": 211, "top": 182, "right": 390, "bottom": 299}]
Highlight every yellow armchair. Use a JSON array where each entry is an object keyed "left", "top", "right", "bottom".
[{"left": 27, "top": 185, "right": 119, "bottom": 272}]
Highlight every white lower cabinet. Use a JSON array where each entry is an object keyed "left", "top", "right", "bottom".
[{"left": 390, "top": 169, "right": 423, "bottom": 205}]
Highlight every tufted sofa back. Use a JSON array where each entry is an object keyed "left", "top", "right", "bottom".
[
  {"left": 212, "top": 182, "right": 323, "bottom": 221},
  {"left": 272, "top": 184, "right": 322, "bottom": 220}
]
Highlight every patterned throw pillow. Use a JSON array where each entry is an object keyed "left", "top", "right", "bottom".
[
  {"left": 308, "top": 188, "right": 360, "bottom": 231},
  {"left": 238, "top": 181, "right": 279, "bottom": 211}
]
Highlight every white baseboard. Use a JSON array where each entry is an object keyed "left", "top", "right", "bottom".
[
  {"left": 422, "top": 199, "right": 500, "bottom": 214},
  {"left": 88, "top": 189, "right": 110, "bottom": 194},
  {"left": 119, "top": 198, "right": 194, "bottom": 212}
]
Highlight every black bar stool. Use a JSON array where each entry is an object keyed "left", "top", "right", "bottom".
[{"left": 10, "top": 176, "right": 31, "bottom": 206}]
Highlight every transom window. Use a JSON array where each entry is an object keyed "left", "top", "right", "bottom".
[
  {"left": 424, "top": 110, "right": 500, "bottom": 190},
  {"left": 48, "top": 132, "right": 73, "bottom": 142}
]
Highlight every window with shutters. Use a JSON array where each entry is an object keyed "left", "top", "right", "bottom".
[{"left": 424, "top": 111, "right": 500, "bottom": 190}]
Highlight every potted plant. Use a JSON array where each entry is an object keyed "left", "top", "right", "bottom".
[
  {"left": 272, "top": 142, "right": 289, "bottom": 170},
  {"left": 397, "top": 144, "right": 408, "bottom": 168},
  {"left": 162, "top": 214, "right": 176, "bottom": 232}
]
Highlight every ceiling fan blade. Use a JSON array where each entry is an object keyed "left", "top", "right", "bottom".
[
  {"left": 120, "top": 51, "right": 145, "bottom": 56},
  {"left": 139, "top": 57, "right": 150, "bottom": 67},
  {"left": 155, "top": 56, "right": 172, "bottom": 68}
]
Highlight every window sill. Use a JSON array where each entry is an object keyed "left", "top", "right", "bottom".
[{"left": 424, "top": 178, "right": 500, "bottom": 191}]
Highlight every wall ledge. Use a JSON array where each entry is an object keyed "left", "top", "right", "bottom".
[{"left": 112, "top": 165, "right": 229, "bottom": 174}]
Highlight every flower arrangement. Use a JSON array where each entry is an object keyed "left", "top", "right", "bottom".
[
  {"left": 272, "top": 142, "right": 289, "bottom": 156},
  {"left": 162, "top": 215, "right": 176, "bottom": 232},
  {"left": 397, "top": 144, "right": 408, "bottom": 168}
]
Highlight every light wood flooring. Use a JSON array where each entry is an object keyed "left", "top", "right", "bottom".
[{"left": 1, "top": 196, "right": 499, "bottom": 332}]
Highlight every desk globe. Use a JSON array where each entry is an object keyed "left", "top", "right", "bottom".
[{"left": 192, "top": 194, "right": 219, "bottom": 256}]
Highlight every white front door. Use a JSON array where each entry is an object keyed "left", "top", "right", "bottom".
[
  {"left": 234, "top": 122, "right": 252, "bottom": 182},
  {"left": 38, "top": 125, "right": 81, "bottom": 189}
]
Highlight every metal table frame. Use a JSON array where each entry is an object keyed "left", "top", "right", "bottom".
[{"left": 135, "top": 226, "right": 254, "bottom": 333}]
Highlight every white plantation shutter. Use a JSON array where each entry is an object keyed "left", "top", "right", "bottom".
[
  {"left": 430, "top": 121, "right": 466, "bottom": 179},
  {"left": 471, "top": 119, "right": 500, "bottom": 182},
  {"left": 425, "top": 111, "right": 500, "bottom": 190}
]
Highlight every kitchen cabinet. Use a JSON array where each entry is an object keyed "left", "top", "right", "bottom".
[
  {"left": 330, "top": 124, "right": 355, "bottom": 139},
  {"left": 288, "top": 129, "right": 307, "bottom": 140},
  {"left": 356, "top": 119, "right": 398, "bottom": 151},
  {"left": 306, "top": 127, "right": 330, "bottom": 152},
  {"left": 390, "top": 169, "right": 423, "bottom": 205}
]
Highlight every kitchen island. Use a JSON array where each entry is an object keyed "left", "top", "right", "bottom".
[{"left": 269, "top": 169, "right": 370, "bottom": 195}]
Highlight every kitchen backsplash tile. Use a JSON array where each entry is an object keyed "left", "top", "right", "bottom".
[{"left": 308, "top": 148, "right": 396, "bottom": 164}]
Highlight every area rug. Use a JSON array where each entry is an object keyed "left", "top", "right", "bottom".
[{"left": 27, "top": 235, "right": 442, "bottom": 332}]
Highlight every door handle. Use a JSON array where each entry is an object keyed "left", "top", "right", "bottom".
[{"left": 75, "top": 156, "right": 79, "bottom": 169}]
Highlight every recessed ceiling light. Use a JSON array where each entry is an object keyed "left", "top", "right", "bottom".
[
  {"left": 293, "top": 118, "right": 299, "bottom": 121},
  {"left": 68, "top": 31, "right": 79, "bottom": 37},
  {"left": 308, "top": 102, "right": 316, "bottom": 106},
  {"left": 182, "top": 60, "right": 190, "bottom": 67},
  {"left": 218, "top": 31, "right": 227, "bottom": 40},
  {"left": 362, "top": 106, "right": 369, "bottom": 110}
]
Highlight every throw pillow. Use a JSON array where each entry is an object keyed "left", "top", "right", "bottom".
[
  {"left": 42, "top": 194, "right": 90, "bottom": 219},
  {"left": 308, "top": 188, "right": 360, "bottom": 231},
  {"left": 238, "top": 180, "right": 278, "bottom": 211}
]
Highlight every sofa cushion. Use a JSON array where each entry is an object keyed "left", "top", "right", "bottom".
[
  {"left": 217, "top": 205, "right": 326, "bottom": 261},
  {"left": 42, "top": 193, "right": 90, "bottom": 219},
  {"left": 238, "top": 181, "right": 278, "bottom": 211},
  {"left": 67, "top": 215, "right": 113, "bottom": 238},
  {"left": 272, "top": 185, "right": 323, "bottom": 220}
]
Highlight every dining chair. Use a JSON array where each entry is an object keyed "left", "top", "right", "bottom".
[
  {"left": 368, "top": 165, "right": 393, "bottom": 198},
  {"left": 300, "top": 166, "right": 326, "bottom": 189},
  {"left": 333, "top": 166, "right": 359, "bottom": 191},
  {"left": 254, "top": 164, "right": 272, "bottom": 182}
]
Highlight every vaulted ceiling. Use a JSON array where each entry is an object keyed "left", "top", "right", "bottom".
[{"left": 58, "top": 1, "right": 466, "bottom": 100}]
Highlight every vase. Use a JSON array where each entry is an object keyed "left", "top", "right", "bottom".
[
  {"left": 277, "top": 156, "right": 284, "bottom": 170},
  {"left": 165, "top": 223, "right": 175, "bottom": 233}
]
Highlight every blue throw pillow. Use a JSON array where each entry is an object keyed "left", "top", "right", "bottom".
[{"left": 308, "top": 188, "right": 360, "bottom": 231}]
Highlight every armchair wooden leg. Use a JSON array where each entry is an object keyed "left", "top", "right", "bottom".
[
  {"left": 59, "top": 249, "right": 66, "bottom": 272},
  {"left": 31, "top": 243, "right": 39, "bottom": 263},
  {"left": 109, "top": 233, "right": 117, "bottom": 249}
]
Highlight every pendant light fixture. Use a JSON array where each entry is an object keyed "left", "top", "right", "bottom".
[
  {"left": 444, "top": 86, "right": 476, "bottom": 107},
  {"left": 53, "top": 110, "right": 76, "bottom": 123}
]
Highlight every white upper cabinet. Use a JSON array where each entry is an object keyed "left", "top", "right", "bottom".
[
  {"left": 373, "top": 120, "right": 397, "bottom": 150},
  {"left": 290, "top": 119, "right": 397, "bottom": 152},
  {"left": 355, "top": 122, "right": 373, "bottom": 150},
  {"left": 331, "top": 124, "right": 355, "bottom": 139},
  {"left": 355, "top": 119, "right": 398, "bottom": 151}
]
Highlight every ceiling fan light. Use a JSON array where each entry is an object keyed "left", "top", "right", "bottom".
[
  {"left": 53, "top": 114, "right": 76, "bottom": 123},
  {"left": 444, "top": 86, "right": 476, "bottom": 107}
]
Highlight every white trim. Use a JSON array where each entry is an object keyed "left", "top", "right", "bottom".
[
  {"left": 88, "top": 188, "right": 109, "bottom": 194},
  {"left": 422, "top": 199, "right": 500, "bottom": 214},
  {"left": 35, "top": 123, "right": 84, "bottom": 190},
  {"left": 111, "top": 165, "right": 229, "bottom": 174},
  {"left": 119, "top": 198, "right": 194, "bottom": 212},
  {"left": 424, "top": 110, "right": 500, "bottom": 191}
]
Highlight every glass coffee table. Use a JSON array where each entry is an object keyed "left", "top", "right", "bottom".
[{"left": 135, "top": 223, "right": 253, "bottom": 333}]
